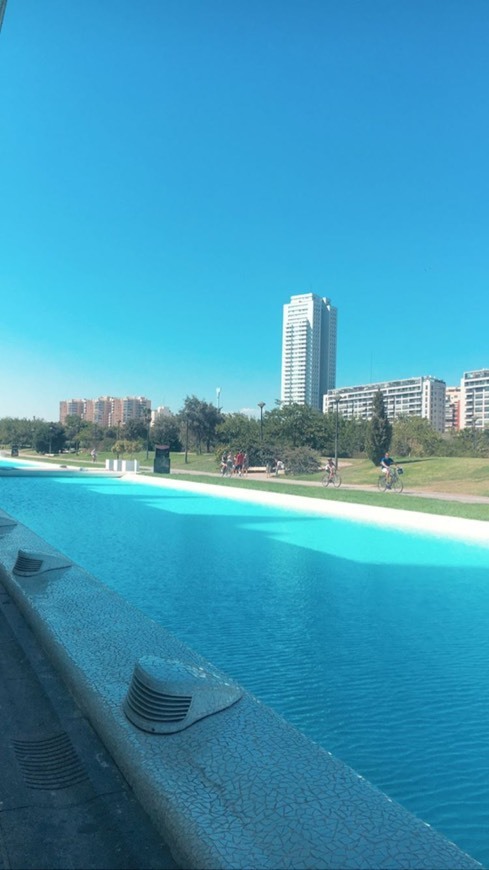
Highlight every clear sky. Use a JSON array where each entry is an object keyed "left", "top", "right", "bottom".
[{"left": 1, "top": 1, "right": 488, "bottom": 421}]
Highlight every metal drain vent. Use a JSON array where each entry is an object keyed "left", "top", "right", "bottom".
[
  {"left": 12, "top": 733, "right": 88, "bottom": 790},
  {"left": 124, "top": 656, "right": 243, "bottom": 734},
  {"left": 13, "top": 549, "right": 72, "bottom": 577}
]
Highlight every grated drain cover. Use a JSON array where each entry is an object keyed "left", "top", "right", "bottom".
[
  {"left": 12, "top": 732, "right": 88, "bottom": 790},
  {"left": 13, "top": 549, "right": 72, "bottom": 577},
  {"left": 124, "top": 656, "right": 243, "bottom": 733}
]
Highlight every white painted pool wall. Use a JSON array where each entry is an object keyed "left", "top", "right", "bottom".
[
  {"left": 0, "top": 511, "right": 480, "bottom": 870},
  {"left": 105, "top": 459, "right": 139, "bottom": 472}
]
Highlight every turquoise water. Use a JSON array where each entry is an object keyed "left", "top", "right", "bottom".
[{"left": 1, "top": 471, "right": 489, "bottom": 865}]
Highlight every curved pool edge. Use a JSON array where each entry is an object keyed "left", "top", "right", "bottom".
[
  {"left": 0, "top": 510, "right": 482, "bottom": 870},
  {"left": 124, "top": 472, "right": 489, "bottom": 544}
]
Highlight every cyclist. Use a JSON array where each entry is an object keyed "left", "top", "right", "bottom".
[
  {"left": 325, "top": 457, "right": 336, "bottom": 482},
  {"left": 380, "top": 451, "right": 396, "bottom": 488}
]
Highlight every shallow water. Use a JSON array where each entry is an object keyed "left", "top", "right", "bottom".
[{"left": 1, "top": 471, "right": 489, "bottom": 865}]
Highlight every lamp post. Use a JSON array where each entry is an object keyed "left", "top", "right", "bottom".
[
  {"left": 48, "top": 425, "right": 54, "bottom": 455},
  {"left": 257, "top": 402, "right": 266, "bottom": 441},
  {"left": 334, "top": 398, "right": 340, "bottom": 471},
  {"left": 184, "top": 416, "right": 189, "bottom": 464},
  {"left": 144, "top": 408, "right": 151, "bottom": 460}
]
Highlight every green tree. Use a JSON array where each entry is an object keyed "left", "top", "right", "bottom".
[
  {"left": 365, "top": 391, "right": 392, "bottom": 465},
  {"left": 62, "top": 415, "right": 86, "bottom": 451},
  {"left": 216, "top": 413, "right": 260, "bottom": 447},
  {"left": 123, "top": 418, "right": 148, "bottom": 441},
  {"left": 391, "top": 415, "right": 443, "bottom": 457},
  {"left": 266, "top": 403, "right": 326, "bottom": 449},
  {"left": 179, "top": 396, "right": 222, "bottom": 453},
  {"left": 151, "top": 415, "right": 182, "bottom": 452},
  {"left": 0, "top": 417, "right": 38, "bottom": 448},
  {"left": 77, "top": 422, "right": 104, "bottom": 450},
  {"left": 342, "top": 416, "right": 368, "bottom": 457},
  {"left": 445, "top": 426, "right": 489, "bottom": 458},
  {"left": 34, "top": 422, "right": 66, "bottom": 454},
  {"left": 214, "top": 413, "right": 269, "bottom": 467}
]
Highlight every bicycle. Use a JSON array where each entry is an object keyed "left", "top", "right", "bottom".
[
  {"left": 378, "top": 467, "right": 403, "bottom": 493},
  {"left": 321, "top": 470, "right": 342, "bottom": 488}
]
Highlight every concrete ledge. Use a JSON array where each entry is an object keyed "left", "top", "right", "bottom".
[{"left": 0, "top": 510, "right": 481, "bottom": 869}]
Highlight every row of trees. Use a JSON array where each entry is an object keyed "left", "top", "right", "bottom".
[{"left": 1, "top": 393, "right": 488, "bottom": 465}]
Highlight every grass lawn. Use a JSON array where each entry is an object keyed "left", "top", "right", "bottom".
[
  {"left": 337, "top": 456, "right": 489, "bottom": 497},
  {"left": 16, "top": 449, "right": 218, "bottom": 473},
  {"left": 159, "top": 471, "right": 489, "bottom": 523}
]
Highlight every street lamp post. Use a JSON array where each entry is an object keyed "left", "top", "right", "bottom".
[
  {"left": 144, "top": 408, "right": 151, "bottom": 460},
  {"left": 48, "top": 425, "right": 54, "bottom": 455},
  {"left": 334, "top": 398, "right": 340, "bottom": 471},
  {"left": 184, "top": 416, "right": 189, "bottom": 464},
  {"left": 257, "top": 402, "right": 266, "bottom": 441}
]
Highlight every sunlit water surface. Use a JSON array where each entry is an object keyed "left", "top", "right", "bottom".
[{"left": 1, "top": 469, "right": 489, "bottom": 865}]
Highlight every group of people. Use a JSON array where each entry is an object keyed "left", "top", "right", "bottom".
[{"left": 220, "top": 450, "right": 249, "bottom": 477}]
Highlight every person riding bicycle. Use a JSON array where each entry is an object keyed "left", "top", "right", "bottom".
[
  {"left": 380, "top": 451, "right": 396, "bottom": 488},
  {"left": 325, "top": 457, "right": 336, "bottom": 482}
]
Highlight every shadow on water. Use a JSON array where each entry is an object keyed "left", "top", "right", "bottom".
[{"left": 1, "top": 475, "right": 489, "bottom": 866}]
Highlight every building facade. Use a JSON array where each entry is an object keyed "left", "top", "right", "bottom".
[
  {"left": 60, "top": 396, "right": 151, "bottom": 426},
  {"left": 59, "top": 399, "right": 86, "bottom": 422},
  {"left": 281, "top": 293, "right": 337, "bottom": 409},
  {"left": 460, "top": 370, "right": 489, "bottom": 430},
  {"left": 324, "top": 375, "right": 446, "bottom": 433},
  {"left": 445, "top": 387, "right": 461, "bottom": 431}
]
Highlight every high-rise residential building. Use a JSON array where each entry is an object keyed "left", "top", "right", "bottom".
[
  {"left": 445, "top": 387, "right": 461, "bottom": 431},
  {"left": 59, "top": 399, "right": 86, "bottom": 422},
  {"left": 460, "top": 370, "right": 489, "bottom": 430},
  {"left": 281, "top": 293, "right": 337, "bottom": 409},
  {"left": 324, "top": 375, "right": 446, "bottom": 433},
  {"left": 59, "top": 396, "right": 151, "bottom": 426}
]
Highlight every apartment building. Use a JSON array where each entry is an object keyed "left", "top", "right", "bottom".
[
  {"left": 460, "top": 370, "right": 489, "bottom": 430},
  {"left": 59, "top": 399, "right": 86, "bottom": 422},
  {"left": 324, "top": 375, "right": 446, "bottom": 433},
  {"left": 445, "top": 387, "right": 461, "bottom": 431},
  {"left": 281, "top": 293, "right": 337, "bottom": 409},
  {"left": 60, "top": 396, "right": 151, "bottom": 426},
  {"left": 151, "top": 406, "right": 172, "bottom": 424}
]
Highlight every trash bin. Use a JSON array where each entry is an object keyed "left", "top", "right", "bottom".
[
  {"left": 154, "top": 445, "right": 170, "bottom": 474},
  {"left": 11, "top": 446, "right": 19, "bottom": 457}
]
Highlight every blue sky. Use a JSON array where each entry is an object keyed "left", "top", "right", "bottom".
[{"left": 1, "top": 0, "right": 488, "bottom": 421}]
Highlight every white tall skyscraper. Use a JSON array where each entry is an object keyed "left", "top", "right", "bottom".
[{"left": 281, "top": 293, "right": 337, "bottom": 409}]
